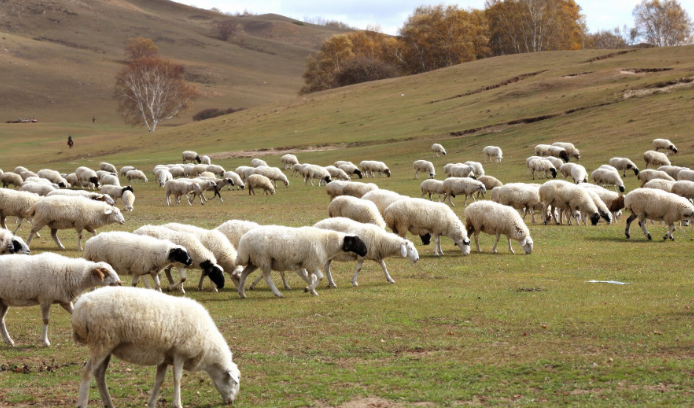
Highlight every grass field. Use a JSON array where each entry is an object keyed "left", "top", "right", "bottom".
[{"left": 2, "top": 44, "right": 694, "bottom": 407}]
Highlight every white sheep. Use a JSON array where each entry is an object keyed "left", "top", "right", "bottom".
[
  {"left": 24, "top": 176, "right": 56, "bottom": 185},
  {"left": 413, "top": 160, "right": 436, "bottom": 179},
  {"left": 247, "top": 174, "right": 275, "bottom": 195},
  {"left": 608, "top": 157, "right": 640, "bottom": 177},
  {"left": 325, "top": 165, "right": 351, "bottom": 181},
  {"left": 552, "top": 142, "right": 581, "bottom": 160},
  {"left": 206, "top": 164, "right": 225, "bottom": 176},
  {"left": 328, "top": 196, "right": 386, "bottom": 229},
  {"left": 573, "top": 188, "right": 613, "bottom": 225},
  {"left": 26, "top": 196, "right": 125, "bottom": 250},
  {"left": 13, "top": 166, "right": 29, "bottom": 174},
  {"left": 66, "top": 173, "right": 79, "bottom": 186},
  {"left": 678, "top": 169, "right": 694, "bottom": 182},
  {"left": 156, "top": 168, "right": 174, "bottom": 187},
  {"left": 73, "top": 287, "right": 240, "bottom": 408},
  {"left": 652, "top": 138, "right": 678, "bottom": 155},
  {"left": 490, "top": 183, "right": 544, "bottom": 223},
  {"left": 570, "top": 164, "right": 588, "bottom": 184},
  {"left": 238, "top": 166, "right": 257, "bottom": 181},
  {"left": 420, "top": 179, "right": 445, "bottom": 201},
  {"left": 483, "top": 146, "right": 503, "bottom": 163},
  {"left": 658, "top": 165, "right": 688, "bottom": 179},
  {"left": 338, "top": 163, "right": 363, "bottom": 179},
  {"left": 578, "top": 184, "right": 625, "bottom": 220},
  {"left": 591, "top": 168, "right": 626, "bottom": 192},
  {"left": 234, "top": 226, "right": 368, "bottom": 297},
  {"left": 124, "top": 169, "right": 147, "bottom": 183},
  {"left": 539, "top": 180, "right": 609, "bottom": 225},
  {"left": 20, "top": 181, "right": 57, "bottom": 196},
  {"left": 215, "top": 220, "right": 260, "bottom": 247},
  {"left": 334, "top": 161, "right": 352, "bottom": 167},
  {"left": 19, "top": 170, "right": 38, "bottom": 180},
  {"left": 384, "top": 198, "right": 471, "bottom": 256},
  {"left": 644, "top": 178, "right": 676, "bottom": 192},
  {"left": 464, "top": 161, "right": 485, "bottom": 177},
  {"left": 477, "top": 175, "right": 502, "bottom": 198},
  {"left": 312, "top": 217, "right": 419, "bottom": 287},
  {"left": 326, "top": 181, "right": 379, "bottom": 201},
  {"left": 431, "top": 143, "right": 447, "bottom": 157},
  {"left": 199, "top": 171, "right": 217, "bottom": 179},
  {"left": 47, "top": 189, "right": 116, "bottom": 205},
  {"left": 251, "top": 158, "right": 268, "bottom": 167},
  {"left": 529, "top": 159, "right": 557, "bottom": 180},
  {"left": 624, "top": 188, "right": 694, "bottom": 240},
  {"left": 0, "top": 253, "right": 120, "bottom": 346},
  {"left": 544, "top": 156, "right": 564, "bottom": 169},
  {"left": 253, "top": 166, "right": 290, "bottom": 187},
  {"left": 448, "top": 163, "right": 476, "bottom": 178},
  {"left": 0, "top": 229, "right": 30, "bottom": 255},
  {"left": 281, "top": 154, "right": 299, "bottom": 169},
  {"left": 1, "top": 172, "right": 24, "bottom": 188},
  {"left": 534, "top": 144, "right": 551, "bottom": 156},
  {"left": 0, "top": 189, "right": 42, "bottom": 234},
  {"left": 672, "top": 181, "right": 694, "bottom": 200},
  {"left": 201, "top": 155, "right": 211, "bottom": 165},
  {"left": 638, "top": 169, "right": 675, "bottom": 187},
  {"left": 37, "top": 169, "right": 69, "bottom": 188},
  {"left": 122, "top": 190, "right": 135, "bottom": 212},
  {"left": 99, "top": 185, "right": 133, "bottom": 204},
  {"left": 548, "top": 146, "right": 570, "bottom": 162},
  {"left": 304, "top": 165, "right": 332, "bottom": 186},
  {"left": 164, "top": 179, "right": 204, "bottom": 205},
  {"left": 120, "top": 166, "right": 135, "bottom": 176},
  {"left": 360, "top": 160, "right": 391, "bottom": 178},
  {"left": 182, "top": 150, "right": 201, "bottom": 164},
  {"left": 192, "top": 163, "right": 209, "bottom": 176},
  {"left": 220, "top": 171, "right": 243, "bottom": 190},
  {"left": 361, "top": 189, "right": 406, "bottom": 217},
  {"left": 100, "top": 174, "right": 120, "bottom": 187},
  {"left": 525, "top": 156, "right": 542, "bottom": 176},
  {"left": 290, "top": 163, "right": 307, "bottom": 178},
  {"left": 644, "top": 150, "right": 671, "bottom": 168},
  {"left": 464, "top": 201, "right": 534, "bottom": 254},
  {"left": 99, "top": 162, "right": 117, "bottom": 174},
  {"left": 442, "top": 177, "right": 486, "bottom": 206},
  {"left": 169, "top": 166, "right": 185, "bottom": 178},
  {"left": 75, "top": 167, "right": 100, "bottom": 189}
]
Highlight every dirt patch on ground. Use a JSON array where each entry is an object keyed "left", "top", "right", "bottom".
[
  {"left": 563, "top": 72, "right": 593, "bottom": 78},
  {"left": 624, "top": 76, "right": 694, "bottom": 99},
  {"left": 583, "top": 49, "right": 636, "bottom": 63},
  {"left": 326, "top": 397, "right": 436, "bottom": 407},
  {"left": 207, "top": 144, "right": 344, "bottom": 159},
  {"left": 429, "top": 70, "right": 547, "bottom": 104},
  {"left": 621, "top": 68, "right": 673, "bottom": 75}
]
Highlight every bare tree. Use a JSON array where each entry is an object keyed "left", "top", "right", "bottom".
[
  {"left": 125, "top": 37, "right": 158, "bottom": 61},
  {"left": 213, "top": 21, "right": 237, "bottom": 41},
  {"left": 633, "top": 0, "right": 693, "bottom": 46},
  {"left": 114, "top": 57, "right": 200, "bottom": 132}
]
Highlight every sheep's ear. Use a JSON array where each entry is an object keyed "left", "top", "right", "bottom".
[
  {"left": 92, "top": 267, "right": 106, "bottom": 281},
  {"left": 104, "top": 208, "right": 112, "bottom": 215},
  {"left": 400, "top": 242, "right": 408, "bottom": 258},
  {"left": 227, "top": 370, "right": 240, "bottom": 384}
]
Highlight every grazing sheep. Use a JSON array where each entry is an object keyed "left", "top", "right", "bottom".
[
  {"left": 361, "top": 189, "right": 405, "bottom": 218},
  {"left": 75, "top": 167, "right": 100, "bottom": 190},
  {"left": 192, "top": 164, "right": 209, "bottom": 177},
  {"left": 672, "top": 181, "right": 694, "bottom": 200},
  {"left": 579, "top": 184, "right": 625, "bottom": 220},
  {"left": 638, "top": 169, "right": 675, "bottom": 187},
  {"left": 420, "top": 179, "right": 445, "bottom": 201},
  {"left": 125, "top": 169, "right": 148, "bottom": 183},
  {"left": 658, "top": 165, "right": 688, "bottom": 179},
  {"left": 24, "top": 176, "right": 56, "bottom": 185},
  {"left": 47, "top": 189, "right": 116, "bottom": 205},
  {"left": 0, "top": 189, "right": 42, "bottom": 234},
  {"left": 464, "top": 201, "right": 533, "bottom": 254},
  {"left": 66, "top": 173, "right": 79, "bottom": 186},
  {"left": 544, "top": 156, "right": 564, "bottom": 169},
  {"left": 182, "top": 150, "right": 201, "bottom": 164},
  {"left": 164, "top": 180, "right": 204, "bottom": 205},
  {"left": 19, "top": 170, "right": 39, "bottom": 180},
  {"left": 624, "top": 188, "right": 694, "bottom": 240},
  {"left": 477, "top": 175, "right": 502, "bottom": 198},
  {"left": 384, "top": 198, "right": 471, "bottom": 256},
  {"left": 326, "top": 181, "right": 378, "bottom": 201},
  {"left": 652, "top": 138, "right": 678, "bottom": 154},
  {"left": 529, "top": 159, "right": 558, "bottom": 180},
  {"left": 575, "top": 188, "right": 613, "bottom": 225},
  {"left": 591, "top": 168, "right": 626, "bottom": 192},
  {"left": 26, "top": 196, "right": 125, "bottom": 250},
  {"left": 338, "top": 163, "right": 363, "bottom": 179},
  {"left": 328, "top": 196, "right": 387, "bottom": 229},
  {"left": 199, "top": 171, "right": 217, "bottom": 179},
  {"left": 246, "top": 174, "right": 275, "bottom": 196},
  {"left": 253, "top": 166, "right": 290, "bottom": 187},
  {"left": 525, "top": 156, "right": 542, "bottom": 176},
  {"left": 548, "top": 146, "right": 570, "bottom": 162},
  {"left": 360, "top": 160, "right": 391, "bottom": 178},
  {"left": 448, "top": 163, "right": 476, "bottom": 178},
  {"left": 443, "top": 177, "right": 486, "bottom": 206},
  {"left": 99, "top": 162, "right": 117, "bottom": 174},
  {"left": 0, "top": 229, "right": 30, "bottom": 255},
  {"left": 534, "top": 144, "right": 551, "bottom": 156},
  {"left": 223, "top": 171, "right": 244, "bottom": 190},
  {"left": 483, "top": 146, "right": 503, "bottom": 163},
  {"left": 644, "top": 150, "right": 671, "bottom": 168},
  {"left": 334, "top": 161, "right": 352, "bottom": 167},
  {"left": 73, "top": 287, "right": 240, "bottom": 408},
  {"left": 304, "top": 165, "right": 332, "bottom": 186},
  {"left": 325, "top": 165, "right": 351, "bottom": 181},
  {"left": 37, "top": 169, "right": 69, "bottom": 188},
  {"left": 13, "top": 166, "right": 29, "bottom": 175},
  {"left": 678, "top": 169, "right": 694, "bottom": 182},
  {"left": 168, "top": 166, "right": 185, "bottom": 178},
  {"left": 539, "top": 180, "right": 608, "bottom": 225},
  {"left": 608, "top": 157, "right": 640, "bottom": 177},
  {"left": 237, "top": 166, "right": 257, "bottom": 182},
  {"left": 0, "top": 253, "right": 120, "bottom": 347},
  {"left": 490, "top": 183, "right": 543, "bottom": 223},
  {"left": 551, "top": 142, "right": 580, "bottom": 160},
  {"left": 570, "top": 164, "right": 588, "bottom": 184},
  {"left": 20, "top": 182, "right": 57, "bottom": 196},
  {"left": 251, "top": 158, "right": 268, "bottom": 168},
  {"left": 84, "top": 232, "right": 192, "bottom": 291},
  {"left": 431, "top": 143, "right": 447, "bottom": 157},
  {"left": 234, "top": 226, "right": 367, "bottom": 297},
  {"left": 312, "top": 217, "right": 419, "bottom": 287},
  {"left": 156, "top": 169, "right": 173, "bottom": 187},
  {"left": 120, "top": 166, "right": 135, "bottom": 177},
  {"left": 464, "top": 161, "right": 485, "bottom": 177},
  {"left": 201, "top": 155, "right": 211, "bottom": 165},
  {"left": 206, "top": 164, "right": 225, "bottom": 176},
  {"left": 281, "top": 154, "right": 299, "bottom": 169},
  {"left": 99, "top": 185, "right": 133, "bottom": 203},
  {"left": 413, "top": 160, "right": 436, "bottom": 179},
  {"left": 1, "top": 172, "right": 24, "bottom": 188},
  {"left": 101, "top": 174, "right": 121, "bottom": 186},
  {"left": 122, "top": 190, "right": 135, "bottom": 212},
  {"left": 644, "top": 178, "right": 676, "bottom": 193},
  {"left": 290, "top": 163, "right": 306, "bottom": 178}
]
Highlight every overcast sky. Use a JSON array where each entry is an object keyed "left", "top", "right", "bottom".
[{"left": 177, "top": 0, "right": 694, "bottom": 35}]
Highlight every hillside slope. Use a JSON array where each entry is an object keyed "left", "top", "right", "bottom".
[{"left": 0, "top": 0, "right": 344, "bottom": 123}]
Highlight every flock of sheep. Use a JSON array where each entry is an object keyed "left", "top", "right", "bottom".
[{"left": 0, "top": 137, "right": 692, "bottom": 407}]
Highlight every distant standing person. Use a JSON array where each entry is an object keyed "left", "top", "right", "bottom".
[
  {"left": 92, "top": 115, "right": 96, "bottom": 124},
  {"left": 67, "top": 135, "right": 74, "bottom": 149}
]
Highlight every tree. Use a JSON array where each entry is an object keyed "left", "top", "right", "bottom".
[
  {"left": 334, "top": 57, "right": 399, "bottom": 87},
  {"left": 585, "top": 26, "right": 631, "bottom": 49},
  {"left": 300, "top": 34, "right": 355, "bottom": 94},
  {"left": 213, "top": 21, "right": 237, "bottom": 41},
  {"left": 114, "top": 57, "right": 200, "bottom": 132},
  {"left": 125, "top": 37, "right": 158, "bottom": 61},
  {"left": 632, "top": 0, "right": 693, "bottom": 46}
]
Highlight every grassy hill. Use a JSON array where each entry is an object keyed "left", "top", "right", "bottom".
[{"left": 0, "top": 0, "right": 344, "bottom": 124}]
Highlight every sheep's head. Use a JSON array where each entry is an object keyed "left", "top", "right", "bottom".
[
  {"left": 428, "top": 173, "right": 435, "bottom": 179},
  {"left": 343, "top": 235, "right": 367, "bottom": 257},
  {"left": 384, "top": 169, "right": 391, "bottom": 177},
  {"left": 520, "top": 236, "right": 533, "bottom": 255},
  {"left": 168, "top": 247, "right": 192, "bottom": 266},
  {"left": 195, "top": 155, "right": 202, "bottom": 163},
  {"left": 10, "top": 237, "right": 30, "bottom": 254},
  {"left": 599, "top": 209, "right": 612, "bottom": 224},
  {"left": 589, "top": 212, "right": 600, "bottom": 225},
  {"left": 91, "top": 263, "right": 122, "bottom": 287},
  {"left": 58, "top": 182, "right": 66, "bottom": 188},
  {"left": 324, "top": 176, "right": 332, "bottom": 184},
  {"left": 550, "top": 168, "right": 558, "bottom": 178},
  {"left": 104, "top": 207, "right": 125, "bottom": 225},
  {"left": 632, "top": 167, "right": 640, "bottom": 176},
  {"left": 283, "top": 179, "right": 289, "bottom": 187},
  {"left": 210, "top": 361, "right": 240, "bottom": 406},
  {"left": 201, "top": 260, "right": 225, "bottom": 289},
  {"left": 353, "top": 170, "right": 363, "bottom": 179},
  {"left": 560, "top": 151, "right": 569, "bottom": 162},
  {"left": 670, "top": 146, "right": 678, "bottom": 154},
  {"left": 400, "top": 240, "right": 419, "bottom": 264},
  {"left": 419, "top": 234, "right": 431, "bottom": 245},
  {"left": 453, "top": 238, "right": 471, "bottom": 256},
  {"left": 89, "top": 177, "right": 100, "bottom": 188},
  {"left": 618, "top": 185, "right": 625, "bottom": 193}
]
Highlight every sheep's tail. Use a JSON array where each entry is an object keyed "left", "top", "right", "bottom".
[
  {"left": 235, "top": 243, "right": 250, "bottom": 267},
  {"left": 71, "top": 317, "right": 89, "bottom": 346}
]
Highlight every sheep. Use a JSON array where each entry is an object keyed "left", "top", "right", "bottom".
[
  {"left": 338, "top": 163, "right": 363, "bottom": 179},
  {"left": 66, "top": 173, "right": 79, "bottom": 186},
  {"left": 608, "top": 157, "right": 640, "bottom": 177},
  {"left": 464, "top": 201, "right": 534, "bottom": 254},
  {"left": 125, "top": 169, "right": 147, "bottom": 183},
  {"left": 37, "top": 169, "right": 69, "bottom": 188},
  {"left": 304, "top": 165, "right": 332, "bottom": 186},
  {"left": 223, "top": 171, "right": 245, "bottom": 190},
  {"left": 0, "top": 253, "right": 120, "bottom": 347},
  {"left": 19, "top": 170, "right": 38, "bottom": 180},
  {"left": 672, "top": 181, "right": 694, "bottom": 200},
  {"left": 95, "top": 171, "right": 115, "bottom": 181},
  {"left": 122, "top": 190, "right": 135, "bottom": 212},
  {"left": 448, "top": 163, "right": 476, "bottom": 178},
  {"left": 652, "top": 138, "right": 678, "bottom": 155},
  {"left": 525, "top": 156, "right": 542, "bottom": 176},
  {"left": 290, "top": 163, "right": 306, "bottom": 178},
  {"left": 334, "top": 161, "right": 352, "bottom": 167},
  {"left": 552, "top": 142, "right": 581, "bottom": 160},
  {"left": 576, "top": 188, "right": 613, "bottom": 225},
  {"left": 100, "top": 174, "right": 120, "bottom": 187},
  {"left": 156, "top": 169, "right": 173, "bottom": 187},
  {"left": 325, "top": 165, "right": 351, "bottom": 181},
  {"left": 312, "top": 217, "right": 419, "bottom": 287},
  {"left": 134, "top": 225, "right": 226, "bottom": 293},
  {"left": 215, "top": 220, "right": 261, "bottom": 248},
  {"left": 13, "top": 166, "right": 29, "bottom": 175},
  {"left": 47, "top": 189, "right": 116, "bottom": 205},
  {"left": 164, "top": 179, "right": 204, "bottom": 205},
  {"left": 644, "top": 150, "right": 671, "bottom": 168},
  {"left": 183, "top": 164, "right": 197, "bottom": 178},
  {"left": 413, "top": 160, "right": 436, "bottom": 179},
  {"left": 579, "top": 184, "right": 625, "bottom": 220},
  {"left": 169, "top": 166, "right": 185, "bottom": 178},
  {"left": 360, "top": 160, "right": 391, "bottom": 178},
  {"left": 624, "top": 188, "right": 694, "bottom": 240},
  {"left": 591, "top": 168, "right": 626, "bottom": 192},
  {"left": 544, "top": 156, "right": 564, "bottom": 169},
  {"left": 644, "top": 178, "right": 676, "bottom": 193},
  {"left": 539, "top": 180, "right": 609, "bottom": 226},
  {"left": 534, "top": 144, "right": 552, "bottom": 156},
  {"left": 253, "top": 166, "right": 290, "bottom": 187},
  {"left": 234, "top": 226, "right": 367, "bottom": 297},
  {"left": 24, "top": 177, "right": 58, "bottom": 187},
  {"left": 201, "top": 155, "right": 211, "bottom": 165},
  {"left": 72, "top": 287, "right": 240, "bottom": 408},
  {"left": 328, "top": 196, "right": 386, "bottom": 229},
  {"left": 20, "top": 181, "right": 57, "bottom": 196},
  {"left": 431, "top": 143, "right": 447, "bottom": 157},
  {"left": 241, "top": 174, "right": 273, "bottom": 196},
  {"left": 658, "top": 165, "right": 688, "bottom": 179},
  {"left": 490, "top": 183, "right": 543, "bottom": 223},
  {"left": 443, "top": 177, "right": 486, "bottom": 206},
  {"left": 464, "top": 161, "right": 485, "bottom": 177},
  {"left": 236, "top": 165, "right": 256, "bottom": 181},
  {"left": 548, "top": 146, "right": 570, "bottom": 162},
  {"left": 281, "top": 154, "right": 299, "bottom": 169},
  {"left": 483, "top": 146, "right": 503, "bottom": 163},
  {"left": 99, "top": 185, "right": 133, "bottom": 203},
  {"left": 678, "top": 169, "right": 694, "bottom": 182},
  {"left": 199, "top": 171, "right": 217, "bottom": 179},
  {"left": 0, "top": 229, "right": 30, "bottom": 255},
  {"left": 206, "top": 164, "right": 225, "bottom": 176},
  {"left": 529, "top": 159, "right": 557, "bottom": 180},
  {"left": 98, "top": 162, "right": 117, "bottom": 174},
  {"left": 182, "top": 150, "right": 201, "bottom": 164},
  {"left": 1, "top": 172, "right": 23, "bottom": 188},
  {"left": 83, "top": 232, "right": 192, "bottom": 291},
  {"left": 570, "top": 164, "right": 588, "bottom": 184},
  {"left": 326, "top": 181, "right": 379, "bottom": 201},
  {"left": 75, "top": 167, "right": 100, "bottom": 190},
  {"left": 120, "top": 166, "right": 135, "bottom": 176},
  {"left": 26, "top": 196, "right": 125, "bottom": 250},
  {"left": 251, "top": 158, "right": 268, "bottom": 168},
  {"left": 384, "top": 198, "right": 471, "bottom": 256},
  {"left": 420, "top": 179, "right": 445, "bottom": 202},
  {"left": 638, "top": 169, "right": 675, "bottom": 187},
  {"left": 477, "top": 175, "right": 502, "bottom": 198},
  {"left": 0, "top": 189, "right": 42, "bottom": 234},
  {"left": 361, "top": 189, "right": 406, "bottom": 217},
  {"left": 191, "top": 163, "right": 209, "bottom": 177}
]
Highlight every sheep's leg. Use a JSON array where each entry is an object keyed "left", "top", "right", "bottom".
[
  {"left": 40, "top": 303, "right": 52, "bottom": 347},
  {"left": 11, "top": 217, "right": 21, "bottom": 234},
  {"left": 414, "top": 170, "right": 418, "bottom": 179},
  {"left": 507, "top": 236, "right": 515, "bottom": 254},
  {"left": 351, "top": 261, "right": 363, "bottom": 287},
  {"left": 262, "top": 267, "right": 284, "bottom": 298},
  {"left": 491, "top": 233, "right": 501, "bottom": 254},
  {"left": 541, "top": 204, "right": 549, "bottom": 225},
  {"left": 278, "top": 271, "right": 292, "bottom": 290},
  {"left": 78, "top": 352, "right": 112, "bottom": 408},
  {"left": 172, "top": 355, "right": 185, "bottom": 408},
  {"left": 50, "top": 228, "right": 65, "bottom": 250},
  {"left": 305, "top": 268, "right": 323, "bottom": 296},
  {"left": 638, "top": 216, "right": 652, "bottom": 240},
  {"left": 324, "top": 260, "right": 337, "bottom": 288},
  {"left": 59, "top": 302, "right": 74, "bottom": 315},
  {"left": 150, "top": 273, "right": 162, "bottom": 292},
  {"left": 474, "top": 231, "right": 481, "bottom": 252},
  {"left": 249, "top": 274, "right": 264, "bottom": 290},
  {"left": 132, "top": 274, "right": 141, "bottom": 287},
  {"left": 237, "top": 264, "right": 258, "bottom": 298},
  {"left": 147, "top": 363, "right": 168, "bottom": 408},
  {"left": 0, "top": 301, "right": 14, "bottom": 346},
  {"left": 624, "top": 213, "right": 637, "bottom": 238},
  {"left": 76, "top": 228, "right": 84, "bottom": 251},
  {"left": 142, "top": 275, "right": 152, "bottom": 289},
  {"left": 94, "top": 354, "right": 115, "bottom": 408},
  {"left": 379, "top": 260, "right": 395, "bottom": 284},
  {"left": 665, "top": 223, "right": 676, "bottom": 241},
  {"left": 0, "top": 215, "right": 6, "bottom": 230},
  {"left": 26, "top": 220, "right": 46, "bottom": 247}
]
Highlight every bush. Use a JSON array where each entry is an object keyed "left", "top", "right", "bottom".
[
  {"left": 193, "top": 107, "right": 244, "bottom": 121},
  {"left": 334, "top": 57, "right": 400, "bottom": 87}
]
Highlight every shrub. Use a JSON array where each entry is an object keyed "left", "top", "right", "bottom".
[
  {"left": 334, "top": 57, "right": 400, "bottom": 87},
  {"left": 193, "top": 107, "right": 244, "bottom": 121}
]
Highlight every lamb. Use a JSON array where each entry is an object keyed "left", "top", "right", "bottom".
[
  {"left": 100, "top": 174, "right": 120, "bottom": 187},
  {"left": 442, "top": 177, "right": 486, "bottom": 206},
  {"left": 551, "top": 142, "right": 580, "bottom": 160},
  {"left": 671, "top": 181, "right": 694, "bottom": 200},
  {"left": 47, "top": 189, "right": 116, "bottom": 205},
  {"left": 164, "top": 179, "right": 204, "bottom": 205},
  {"left": 529, "top": 159, "right": 557, "bottom": 180},
  {"left": 413, "top": 160, "right": 436, "bottom": 179},
  {"left": 0, "top": 189, "right": 42, "bottom": 234},
  {"left": 652, "top": 138, "right": 678, "bottom": 154},
  {"left": 539, "top": 180, "right": 608, "bottom": 225},
  {"left": 624, "top": 188, "right": 694, "bottom": 240},
  {"left": 251, "top": 158, "right": 268, "bottom": 168},
  {"left": 304, "top": 165, "right": 332, "bottom": 186},
  {"left": 678, "top": 169, "right": 694, "bottom": 182},
  {"left": 477, "top": 175, "right": 502, "bottom": 198},
  {"left": 37, "top": 169, "right": 69, "bottom": 188},
  {"left": 361, "top": 189, "right": 406, "bottom": 217},
  {"left": 644, "top": 178, "right": 676, "bottom": 193},
  {"left": 0, "top": 229, "right": 30, "bottom": 255},
  {"left": 156, "top": 168, "right": 173, "bottom": 187},
  {"left": 328, "top": 196, "right": 387, "bottom": 229},
  {"left": 20, "top": 182, "right": 57, "bottom": 196},
  {"left": 591, "top": 168, "right": 626, "bottom": 192},
  {"left": 134, "top": 225, "right": 226, "bottom": 293},
  {"left": 464, "top": 201, "right": 534, "bottom": 254},
  {"left": 120, "top": 166, "right": 135, "bottom": 177},
  {"left": 253, "top": 166, "right": 290, "bottom": 187},
  {"left": 579, "top": 184, "right": 625, "bottom": 220},
  {"left": 360, "top": 160, "right": 391, "bottom": 178},
  {"left": 658, "top": 165, "right": 688, "bottom": 179},
  {"left": 83, "top": 232, "right": 192, "bottom": 291},
  {"left": 432, "top": 143, "right": 447, "bottom": 157},
  {"left": 26, "top": 196, "right": 126, "bottom": 250},
  {"left": 534, "top": 144, "right": 551, "bottom": 156},
  {"left": 464, "top": 161, "right": 485, "bottom": 177},
  {"left": 525, "top": 156, "right": 542, "bottom": 175},
  {"left": 1, "top": 172, "right": 23, "bottom": 188},
  {"left": 638, "top": 169, "right": 674, "bottom": 187},
  {"left": 290, "top": 163, "right": 307, "bottom": 177},
  {"left": 483, "top": 146, "right": 503, "bottom": 163},
  {"left": 643, "top": 150, "right": 671, "bottom": 168},
  {"left": 281, "top": 154, "right": 299, "bottom": 169},
  {"left": 182, "top": 150, "right": 201, "bottom": 164},
  {"left": 99, "top": 162, "right": 117, "bottom": 174},
  {"left": 223, "top": 171, "right": 245, "bottom": 189},
  {"left": 325, "top": 165, "right": 351, "bottom": 181},
  {"left": 201, "top": 155, "right": 211, "bottom": 165},
  {"left": 122, "top": 190, "right": 135, "bottom": 212},
  {"left": 338, "top": 163, "right": 363, "bottom": 179},
  {"left": 326, "top": 181, "right": 379, "bottom": 201},
  {"left": 608, "top": 157, "right": 639, "bottom": 177},
  {"left": 0, "top": 253, "right": 120, "bottom": 347},
  {"left": 420, "top": 179, "right": 445, "bottom": 201},
  {"left": 548, "top": 146, "right": 570, "bottom": 162},
  {"left": 75, "top": 167, "right": 100, "bottom": 189},
  {"left": 312, "top": 217, "right": 419, "bottom": 287},
  {"left": 384, "top": 198, "right": 471, "bottom": 256},
  {"left": 490, "top": 183, "right": 544, "bottom": 223},
  {"left": 234, "top": 226, "right": 367, "bottom": 297},
  {"left": 72, "top": 287, "right": 240, "bottom": 408},
  {"left": 206, "top": 164, "right": 225, "bottom": 176},
  {"left": 247, "top": 174, "right": 275, "bottom": 195}
]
